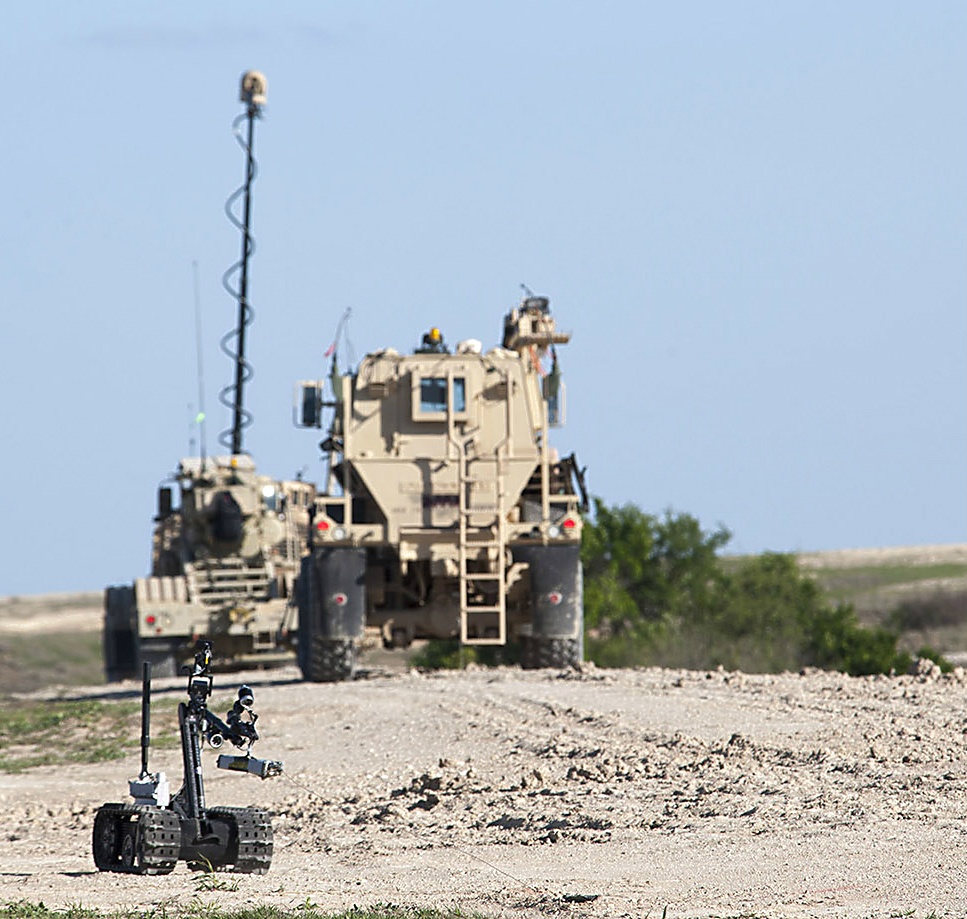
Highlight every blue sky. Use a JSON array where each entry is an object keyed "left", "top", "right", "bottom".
[{"left": 1, "top": 2, "right": 965, "bottom": 595}]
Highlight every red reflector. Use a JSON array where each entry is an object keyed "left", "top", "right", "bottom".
[
  {"left": 562, "top": 518, "right": 577, "bottom": 529},
  {"left": 316, "top": 520, "right": 330, "bottom": 531},
  {"left": 146, "top": 615, "right": 156, "bottom": 625}
]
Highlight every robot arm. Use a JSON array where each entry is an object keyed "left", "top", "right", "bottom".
[
  {"left": 186, "top": 641, "right": 284, "bottom": 780},
  {"left": 216, "top": 684, "right": 283, "bottom": 778},
  {"left": 204, "top": 685, "right": 260, "bottom": 749},
  {"left": 216, "top": 752, "right": 283, "bottom": 778}
]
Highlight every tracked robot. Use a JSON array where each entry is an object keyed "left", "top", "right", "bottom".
[{"left": 92, "top": 641, "right": 283, "bottom": 874}]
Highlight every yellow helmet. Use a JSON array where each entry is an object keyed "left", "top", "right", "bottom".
[{"left": 429, "top": 327, "right": 441, "bottom": 341}]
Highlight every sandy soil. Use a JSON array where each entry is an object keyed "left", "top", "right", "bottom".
[
  {"left": 794, "top": 543, "right": 967, "bottom": 571},
  {"left": 3, "top": 660, "right": 967, "bottom": 918},
  {"left": 0, "top": 593, "right": 101, "bottom": 634}
]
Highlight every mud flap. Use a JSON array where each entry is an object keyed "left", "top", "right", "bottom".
[
  {"left": 513, "top": 544, "right": 583, "bottom": 640},
  {"left": 305, "top": 547, "right": 367, "bottom": 639},
  {"left": 104, "top": 585, "right": 139, "bottom": 682},
  {"left": 295, "top": 558, "right": 311, "bottom": 672}
]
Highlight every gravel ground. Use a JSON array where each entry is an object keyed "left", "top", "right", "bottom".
[{"left": 3, "top": 660, "right": 967, "bottom": 917}]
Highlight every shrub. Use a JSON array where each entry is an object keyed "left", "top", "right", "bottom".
[
  {"left": 411, "top": 639, "right": 518, "bottom": 670},
  {"left": 582, "top": 502, "right": 918, "bottom": 676}
]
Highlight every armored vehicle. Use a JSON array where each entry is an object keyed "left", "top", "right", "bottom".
[
  {"left": 294, "top": 295, "right": 588, "bottom": 681},
  {"left": 102, "top": 71, "right": 316, "bottom": 680},
  {"left": 103, "top": 458, "right": 316, "bottom": 679}
]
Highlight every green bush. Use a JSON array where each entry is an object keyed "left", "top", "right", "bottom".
[
  {"left": 582, "top": 502, "right": 922, "bottom": 676},
  {"left": 410, "top": 638, "right": 519, "bottom": 670}
]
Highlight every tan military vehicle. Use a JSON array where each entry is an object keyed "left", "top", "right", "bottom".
[
  {"left": 294, "top": 295, "right": 588, "bottom": 681},
  {"left": 103, "top": 457, "right": 316, "bottom": 679},
  {"left": 102, "top": 71, "right": 315, "bottom": 681}
]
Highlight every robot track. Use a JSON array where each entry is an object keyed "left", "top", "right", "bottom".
[{"left": 92, "top": 804, "right": 180, "bottom": 875}]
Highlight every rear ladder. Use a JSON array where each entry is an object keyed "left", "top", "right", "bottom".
[{"left": 458, "top": 441, "right": 508, "bottom": 645}]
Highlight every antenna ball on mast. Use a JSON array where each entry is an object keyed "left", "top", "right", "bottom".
[{"left": 240, "top": 70, "right": 267, "bottom": 107}]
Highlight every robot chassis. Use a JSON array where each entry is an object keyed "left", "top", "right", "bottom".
[{"left": 92, "top": 641, "right": 283, "bottom": 875}]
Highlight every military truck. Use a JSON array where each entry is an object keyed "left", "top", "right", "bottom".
[
  {"left": 103, "top": 457, "right": 316, "bottom": 679},
  {"left": 294, "top": 295, "right": 588, "bottom": 681}
]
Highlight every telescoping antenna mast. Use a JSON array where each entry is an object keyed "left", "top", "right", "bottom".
[{"left": 220, "top": 70, "right": 267, "bottom": 456}]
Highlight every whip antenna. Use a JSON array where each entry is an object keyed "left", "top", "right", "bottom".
[
  {"left": 192, "top": 260, "right": 208, "bottom": 467},
  {"left": 219, "top": 70, "right": 267, "bottom": 455}
]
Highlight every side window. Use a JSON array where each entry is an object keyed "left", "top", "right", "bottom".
[
  {"left": 420, "top": 378, "right": 448, "bottom": 412},
  {"left": 453, "top": 378, "right": 466, "bottom": 412},
  {"left": 414, "top": 376, "right": 467, "bottom": 419}
]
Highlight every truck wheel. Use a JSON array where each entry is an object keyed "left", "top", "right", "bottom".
[
  {"left": 306, "top": 638, "right": 356, "bottom": 683},
  {"left": 520, "top": 636, "right": 581, "bottom": 670}
]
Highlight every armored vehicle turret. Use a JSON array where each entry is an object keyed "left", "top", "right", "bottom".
[
  {"left": 294, "top": 295, "right": 588, "bottom": 680},
  {"left": 104, "top": 458, "right": 315, "bottom": 679}
]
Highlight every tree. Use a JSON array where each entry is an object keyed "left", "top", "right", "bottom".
[
  {"left": 581, "top": 499, "right": 916, "bottom": 675},
  {"left": 581, "top": 500, "right": 730, "bottom": 665}
]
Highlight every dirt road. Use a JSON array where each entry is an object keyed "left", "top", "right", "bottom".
[{"left": 3, "top": 661, "right": 967, "bottom": 917}]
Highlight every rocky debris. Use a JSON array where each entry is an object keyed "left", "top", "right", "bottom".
[
  {"left": 5, "top": 664, "right": 967, "bottom": 916},
  {"left": 909, "top": 656, "right": 944, "bottom": 681}
]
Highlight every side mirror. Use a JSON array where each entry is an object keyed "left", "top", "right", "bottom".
[{"left": 295, "top": 382, "right": 323, "bottom": 428}]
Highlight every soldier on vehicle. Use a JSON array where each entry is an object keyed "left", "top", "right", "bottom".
[{"left": 417, "top": 326, "right": 449, "bottom": 354}]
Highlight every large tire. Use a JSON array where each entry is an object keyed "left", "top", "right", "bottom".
[
  {"left": 298, "top": 548, "right": 366, "bottom": 682},
  {"left": 520, "top": 636, "right": 582, "bottom": 670},
  {"left": 295, "top": 560, "right": 311, "bottom": 675},
  {"left": 306, "top": 638, "right": 356, "bottom": 683}
]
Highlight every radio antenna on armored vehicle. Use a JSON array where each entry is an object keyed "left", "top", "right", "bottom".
[
  {"left": 220, "top": 70, "right": 267, "bottom": 456},
  {"left": 103, "top": 70, "right": 319, "bottom": 683},
  {"left": 192, "top": 260, "right": 209, "bottom": 468}
]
